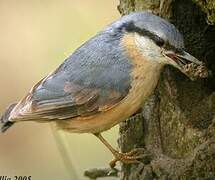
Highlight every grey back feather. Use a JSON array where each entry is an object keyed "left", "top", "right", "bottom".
[{"left": 26, "top": 30, "right": 133, "bottom": 119}]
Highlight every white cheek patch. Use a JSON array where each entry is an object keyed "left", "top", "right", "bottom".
[{"left": 134, "top": 33, "right": 164, "bottom": 62}]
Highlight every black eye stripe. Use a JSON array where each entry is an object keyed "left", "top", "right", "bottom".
[
  {"left": 154, "top": 37, "right": 165, "bottom": 47},
  {"left": 118, "top": 21, "right": 184, "bottom": 53},
  {"left": 118, "top": 21, "right": 165, "bottom": 47},
  {"left": 163, "top": 42, "right": 184, "bottom": 54}
]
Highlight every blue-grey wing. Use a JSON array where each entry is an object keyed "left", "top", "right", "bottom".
[{"left": 12, "top": 32, "right": 132, "bottom": 120}]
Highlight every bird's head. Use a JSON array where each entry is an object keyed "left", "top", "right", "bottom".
[{"left": 106, "top": 12, "right": 206, "bottom": 79}]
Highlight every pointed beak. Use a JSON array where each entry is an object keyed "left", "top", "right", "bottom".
[
  {"left": 165, "top": 50, "right": 202, "bottom": 66},
  {"left": 176, "top": 51, "right": 202, "bottom": 65},
  {"left": 163, "top": 50, "right": 209, "bottom": 80}
]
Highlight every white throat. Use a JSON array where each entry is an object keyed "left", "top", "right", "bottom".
[{"left": 134, "top": 33, "right": 166, "bottom": 65}]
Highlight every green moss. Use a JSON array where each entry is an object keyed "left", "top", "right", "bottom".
[{"left": 193, "top": 0, "right": 215, "bottom": 24}]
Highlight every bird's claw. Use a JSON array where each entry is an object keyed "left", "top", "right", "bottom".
[{"left": 109, "top": 148, "right": 145, "bottom": 168}]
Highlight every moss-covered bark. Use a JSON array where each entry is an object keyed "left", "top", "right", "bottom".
[
  {"left": 193, "top": 0, "right": 215, "bottom": 24},
  {"left": 118, "top": 0, "right": 215, "bottom": 179}
]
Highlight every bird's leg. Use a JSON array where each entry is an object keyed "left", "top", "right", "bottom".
[{"left": 94, "top": 133, "right": 145, "bottom": 168}]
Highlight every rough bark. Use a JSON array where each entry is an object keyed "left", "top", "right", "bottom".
[{"left": 118, "top": 0, "right": 215, "bottom": 179}]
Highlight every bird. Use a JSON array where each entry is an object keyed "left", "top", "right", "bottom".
[{"left": 1, "top": 11, "right": 204, "bottom": 168}]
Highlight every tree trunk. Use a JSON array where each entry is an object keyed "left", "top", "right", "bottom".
[{"left": 117, "top": 0, "right": 215, "bottom": 179}]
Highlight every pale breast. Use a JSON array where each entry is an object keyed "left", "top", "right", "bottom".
[{"left": 56, "top": 34, "right": 163, "bottom": 134}]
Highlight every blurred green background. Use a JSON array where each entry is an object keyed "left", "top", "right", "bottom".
[{"left": 0, "top": 1, "right": 120, "bottom": 180}]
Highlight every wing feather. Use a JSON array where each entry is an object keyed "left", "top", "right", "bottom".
[{"left": 10, "top": 32, "right": 132, "bottom": 121}]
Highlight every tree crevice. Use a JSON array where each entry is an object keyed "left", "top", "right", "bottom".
[{"left": 118, "top": 0, "right": 215, "bottom": 179}]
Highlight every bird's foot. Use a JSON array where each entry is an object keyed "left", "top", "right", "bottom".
[{"left": 109, "top": 148, "right": 145, "bottom": 168}]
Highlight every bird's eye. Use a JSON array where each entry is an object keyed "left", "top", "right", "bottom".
[{"left": 155, "top": 38, "right": 165, "bottom": 47}]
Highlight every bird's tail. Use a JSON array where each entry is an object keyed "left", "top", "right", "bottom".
[{"left": 1, "top": 103, "right": 17, "bottom": 133}]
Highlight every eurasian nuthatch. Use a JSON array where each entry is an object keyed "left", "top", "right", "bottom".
[{"left": 1, "top": 12, "right": 206, "bottom": 167}]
